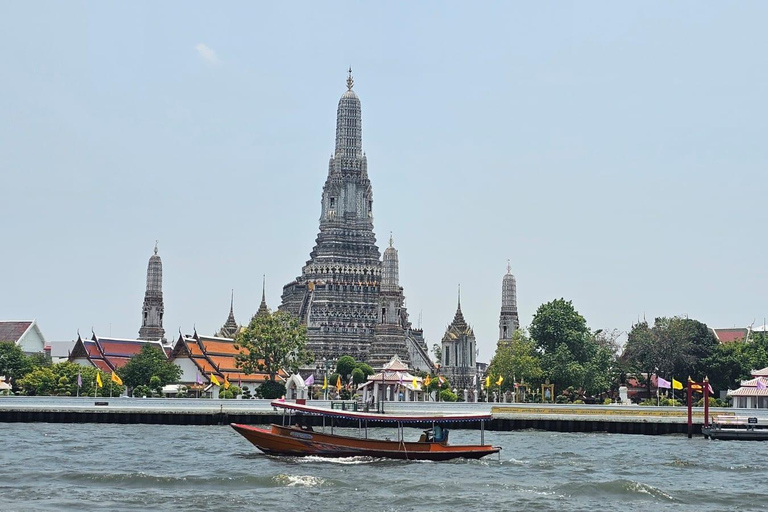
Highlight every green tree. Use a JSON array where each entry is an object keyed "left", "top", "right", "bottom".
[
  {"left": 336, "top": 356, "right": 357, "bottom": 381},
  {"left": 530, "top": 299, "right": 590, "bottom": 362},
  {"left": 432, "top": 343, "right": 442, "bottom": 364},
  {"left": 18, "top": 366, "right": 57, "bottom": 395},
  {"left": 487, "top": 329, "right": 543, "bottom": 392},
  {"left": 351, "top": 367, "right": 366, "bottom": 385},
  {"left": 0, "top": 343, "right": 34, "bottom": 390},
  {"left": 118, "top": 345, "right": 181, "bottom": 391},
  {"left": 235, "top": 311, "right": 311, "bottom": 380}
]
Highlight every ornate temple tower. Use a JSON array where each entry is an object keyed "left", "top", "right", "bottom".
[
  {"left": 280, "top": 71, "right": 432, "bottom": 370},
  {"left": 138, "top": 243, "right": 166, "bottom": 341},
  {"left": 499, "top": 261, "right": 520, "bottom": 342},
  {"left": 216, "top": 290, "right": 239, "bottom": 338},
  {"left": 440, "top": 288, "right": 476, "bottom": 390},
  {"left": 254, "top": 275, "right": 270, "bottom": 321}
]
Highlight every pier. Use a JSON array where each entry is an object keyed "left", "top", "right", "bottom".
[{"left": 1, "top": 397, "right": 762, "bottom": 435}]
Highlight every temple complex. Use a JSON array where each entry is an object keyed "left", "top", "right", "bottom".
[
  {"left": 498, "top": 261, "right": 520, "bottom": 343},
  {"left": 138, "top": 243, "right": 165, "bottom": 341},
  {"left": 279, "top": 71, "right": 431, "bottom": 371},
  {"left": 440, "top": 289, "right": 477, "bottom": 391}
]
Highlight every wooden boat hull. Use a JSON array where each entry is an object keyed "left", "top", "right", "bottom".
[{"left": 231, "top": 423, "right": 500, "bottom": 461}]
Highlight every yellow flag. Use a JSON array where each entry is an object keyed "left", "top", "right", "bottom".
[
  {"left": 424, "top": 375, "right": 431, "bottom": 387},
  {"left": 322, "top": 375, "right": 328, "bottom": 390},
  {"left": 224, "top": 375, "right": 231, "bottom": 390},
  {"left": 210, "top": 374, "right": 221, "bottom": 386},
  {"left": 111, "top": 372, "right": 123, "bottom": 386},
  {"left": 335, "top": 375, "right": 342, "bottom": 392},
  {"left": 412, "top": 377, "right": 418, "bottom": 389},
  {"left": 485, "top": 376, "right": 490, "bottom": 388},
  {"left": 497, "top": 375, "right": 504, "bottom": 386},
  {"left": 672, "top": 378, "right": 683, "bottom": 390},
  {"left": 96, "top": 373, "right": 103, "bottom": 388}
]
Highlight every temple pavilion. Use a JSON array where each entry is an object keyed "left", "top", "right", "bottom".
[
  {"left": 356, "top": 355, "right": 425, "bottom": 403},
  {"left": 728, "top": 367, "right": 768, "bottom": 408}
]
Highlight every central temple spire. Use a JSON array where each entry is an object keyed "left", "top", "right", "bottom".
[{"left": 334, "top": 68, "right": 363, "bottom": 159}]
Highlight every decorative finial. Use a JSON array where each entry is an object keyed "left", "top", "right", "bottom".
[
  {"left": 230, "top": 289, "right": 234, "bottom": 311},
  {"left": 507, "top": 259, "right": 511, "bottom": 274},
  {"left": 458, "top": 284, "right": 461, "bottom": 309},
  {"left": 389, "top": 231, "right": 394, "bottom": 248},
  {"left": 347, "top": 67, "right": 354, "bottom": 90},
  {"left": 261, "top": 274, "right": 266, "bottom": 303},
  {"left": 154, "top": 240, "right": 158, "bottom": 255}
]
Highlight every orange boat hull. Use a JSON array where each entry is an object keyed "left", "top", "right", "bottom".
[{"left": 231, "top": 423, "right": 500, "bottom": 461}]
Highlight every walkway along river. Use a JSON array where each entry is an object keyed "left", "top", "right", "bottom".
[{"left": 2, "top": 397, "right": 763, "bottom": 435}]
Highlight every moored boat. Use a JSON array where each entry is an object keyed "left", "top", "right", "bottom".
[
  {"left": 231, "top": 400, "right": 500, "bottom": 461},
  {"left": 703, "top": 414, "right": 768, "bottom": 440}
]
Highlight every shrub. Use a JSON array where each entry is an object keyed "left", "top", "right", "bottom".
[
  {"left": 258, "top": 380, "right": 286, "bottom": 399},
  {"left": 555, "top": 394, "right": 569, "bottom": 404},
  {"left": 440, "top": 389, "right": 458, "bottom": 402}
]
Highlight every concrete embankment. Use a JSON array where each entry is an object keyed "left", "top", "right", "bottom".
[{"left": 0, "top": 397, "right": 756, "bottom": 435}]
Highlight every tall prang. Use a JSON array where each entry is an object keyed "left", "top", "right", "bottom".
[
  {"left": 138, "top": 243, "right": 166, "bottom": 341},
  {"left": 498, "top": 260, "right": 520, "bottom": 342},
  {"left": 280, "top": 71, "right": 432, "bottom": 371}
]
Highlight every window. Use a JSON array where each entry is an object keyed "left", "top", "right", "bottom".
[
  {"left": 381, "top": 308, "right": 386, "bottom": 323},
  {"left": 330, "top": 197, "right": 336, "bottom": 208},
  {"left": 445, "top": 349, "right": 450, "bottom": 366}
]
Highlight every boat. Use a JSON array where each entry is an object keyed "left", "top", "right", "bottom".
[
  {"left": 703, "top": 414, "right": 768, "bottom": 440},
  {"left": 231, "top": 400, "right": 501, "bottom": 460}
]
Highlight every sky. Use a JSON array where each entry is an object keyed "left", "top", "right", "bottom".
[{"left": 2, "top": 2, "right": 767, "bottom": 362}]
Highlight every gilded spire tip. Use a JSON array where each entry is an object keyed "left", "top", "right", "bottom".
[{"left": 346, "top": 67, "right": 354, "bottom": 90}]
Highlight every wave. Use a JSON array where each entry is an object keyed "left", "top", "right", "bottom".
[{"left": 554, "top": 479, "right": 676, "bottom": 501}]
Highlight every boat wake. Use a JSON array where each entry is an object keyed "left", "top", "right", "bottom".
[{"left": 273, "top": 474, "right": 327, "bottom": 487}]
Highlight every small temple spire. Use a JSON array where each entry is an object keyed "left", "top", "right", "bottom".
[
  {"left": 217, "top": 288, "right": 239, "bottom": 338},
  {"left": 347, "top": 67, "right": 354, "bottom": 90},
  {"left": 507, "top": 258, "right": 511, "bottom": 274},
  {"left": 255, "top": 274, "right": 270, "bottom": 319},
  {"left": 139, "top": 243, "right": 165, "bottom": 341},
  {"left": 458, "top": 284, "right": 461, "bottom": 309},
  {"left": 389, "top": 231, "right": 394, "bottom": 248},
  {"left": 154, "top": 240, "right": 158, "bottom": 255}
]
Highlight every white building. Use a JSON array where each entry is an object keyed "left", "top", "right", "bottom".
[
  {"left": 0, "top": 320, "right": 46, "bottom": 354},
  {"left": 728, "top": 367, "right": 768, "bottom": 408}
]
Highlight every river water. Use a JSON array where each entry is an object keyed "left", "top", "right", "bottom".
[{"left": 1, "top": 423, "right": 765, "bottom": 511}]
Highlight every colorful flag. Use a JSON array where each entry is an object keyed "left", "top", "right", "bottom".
[
  {"left": 657, "top": 377, "right": 671, "bottom": 389},
  {"left": 412, "top": 377, "right": 418, "bottom": 389},
  {"left": 335, "top": 375, "right": 342, "bottom": 392},
  {"left": 496, "top": 375, "right": 504, "bottom": 386},
  {"left": 305, "top": 374, "right": 315, "bottom": 386},
  {"left": 210, "top": 374, "right": 221, "bottom": 386},
  {"left": 322, "top": 375, "right": 328, "bottom": 390},
  {"left": 195, "top": 372, "right": 202, "bottom": 385},
  {"left": 77, "top": 372, "right": 82, "bottom": 388},
  {"left": 424, "top": 375, "right": 432, "bottom": 387},
  {"left": 484, "top": 375, "right": 490, "bottom": 388},
  {"left": 96, "top": 373, "right": 103, "bottom": 388},
  {"left": 438, "top": 376, "right": 446, "bottom": 385},
  {"left": 672, "top": 378, "right": 683, "bottom": 390},
  {"left": 707, "top": 383, "right": 714, "bottom": 394},
  {"left": 472, "top": 375, "right": 477, "bottom": 387},
  {"left": 224, "top": 375, "right": 231, "bottom": 390},
  {"left": 399, "top": 372, "right": 404, "bottom": 385},
  {"left": 757, "top": 380, "right": 767, "bottom": 391},
  {"left": 111, "top": 372, "right": 123, "bottom": 386}
]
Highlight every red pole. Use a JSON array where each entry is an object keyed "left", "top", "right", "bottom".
[
  {"left": 687, "top": 379, "right": 693, "bottom": 439},
  {"left": 703, "top": 377, "right": 710, "bottom": 428}
]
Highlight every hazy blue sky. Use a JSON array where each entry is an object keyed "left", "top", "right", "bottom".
[{"left": 2, "top": 2, "right": 767, "bottom": 361}]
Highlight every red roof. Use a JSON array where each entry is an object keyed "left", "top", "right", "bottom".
[
  {"left": 712, "top": 328, "right": 748, "bottom": 343},
  {"left": 0, "top": 321, "right": 33, "bottom": 343}
]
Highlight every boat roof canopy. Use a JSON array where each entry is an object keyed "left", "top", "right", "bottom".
[{"left": 271, "top": 400, "right": 493, "bottom": 424}]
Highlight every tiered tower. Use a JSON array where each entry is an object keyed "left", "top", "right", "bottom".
[
  {"left": 440, "top": 287, "right": 476, "bottom": 390},
  {"left": 138, "top": 243, "right": 166, "bottom": 341},
  {"left": 280, "top": 71, "right": 431, "bottom": 370},
  {"left": 498, "top": 260, "right": 520, "bottom": 342},
  {"left": 216, "top": 290, "right": 239, "bottom": 338}
]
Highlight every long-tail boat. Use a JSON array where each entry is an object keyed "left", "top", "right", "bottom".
[{"left": 231, "top": 400, "right": 500, "bottom": 461}]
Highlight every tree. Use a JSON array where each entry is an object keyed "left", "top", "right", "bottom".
[
  {"left": 487, "top": 329, "right": 543, "bottom": 392},
  {"left": 432, "top": 343, "right": 442, "bottom": 364},
  {"left": 118, "top": 344, "right": 181, "bottom": 391},
  {"left": 18, "top": 362, "right": 124, "bottom": 397},
  {"left": 351, "top": 367, "right": 366, "bottom": 385},
  {"left": 336, "top": 356, "right": 357, "bottom": 381},
  {"left": 530, "top": 299, "right": 591, "bottom": 363},
  {"left": 0, "top": 342, "right": 34, "bottom": 390},
  {"left": 235, "top": 310, "right": 311, "bottom": 381}
]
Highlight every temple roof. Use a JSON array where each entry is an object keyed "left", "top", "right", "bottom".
[
  {"left": 0, "top": 321, "right": 34, "bottom": 343},
  {"left": 442, "top": 290, "right": 474, "bottom": 341}
]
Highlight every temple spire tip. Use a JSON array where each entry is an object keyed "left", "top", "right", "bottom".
[{"left": 346, "top": 67, "right": 354, "bottom": 90}]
